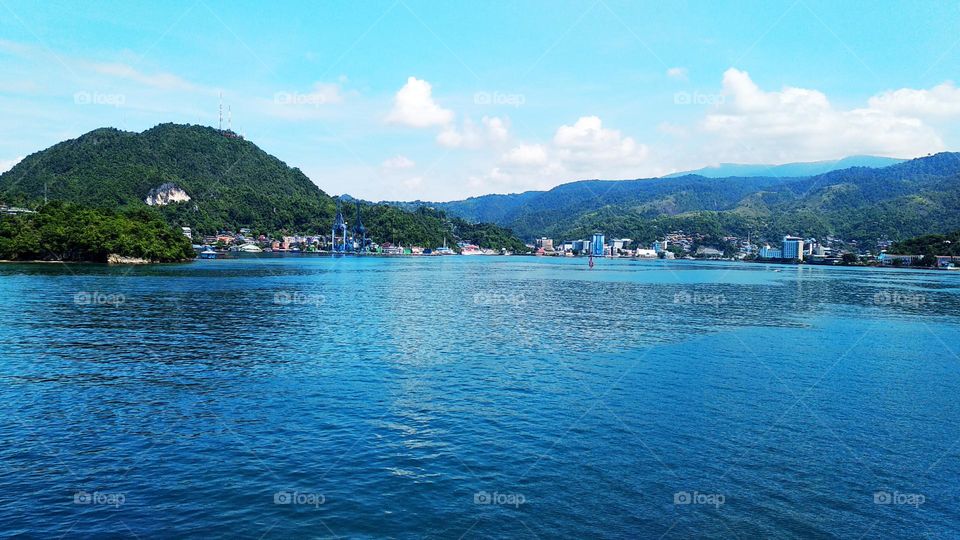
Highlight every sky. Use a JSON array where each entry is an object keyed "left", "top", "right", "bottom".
[{"left": 2, "top": 0, "right": 960, "bottom": 201}]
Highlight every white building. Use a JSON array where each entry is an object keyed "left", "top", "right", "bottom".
[{"left": 760, "top": 245, "right": 783, "bottom": 259}]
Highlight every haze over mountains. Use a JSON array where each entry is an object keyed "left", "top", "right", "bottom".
[{"left": 663, "top": 156, "right": 906, "bottom": 178}]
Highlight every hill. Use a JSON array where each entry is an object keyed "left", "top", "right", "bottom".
[
  {"left": 0, "top": 124, "right": 527, "bottom": 250},
  {"left": 0, "top": 123, "right": 334, "bottom": 234}
]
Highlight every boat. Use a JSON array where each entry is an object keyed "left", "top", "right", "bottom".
[{"left": 460, "top": 244, "right": 482, "bottom": 255}]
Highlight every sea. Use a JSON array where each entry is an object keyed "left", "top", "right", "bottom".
[{"left": 0, "top": 256, "right": 958, "bottom": 538}]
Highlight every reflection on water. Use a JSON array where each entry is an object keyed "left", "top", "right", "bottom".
[{"left": 0, "top": 257, "right": 958, "bottom": 538}]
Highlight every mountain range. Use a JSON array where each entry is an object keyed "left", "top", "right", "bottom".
[{"left": 384, "top": 153, "right": 960, "bottom": 248}]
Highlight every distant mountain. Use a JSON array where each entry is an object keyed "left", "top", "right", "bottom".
[
  {"left": 0, "top": 124, "right": 526, "bottom": 250},
  {"left": 386, "top": 153, "right": 960, "bottom": 248},
  {"left": 663, "top": 156, "right": 906, "bottom": 178}
]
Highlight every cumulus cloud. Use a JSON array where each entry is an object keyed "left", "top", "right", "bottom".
[
  {"left": 552, "top": 116, "right": 649, "bottom": 170},
  {"left": 666, "top": 67, "right": 688, "bottom": 81},
  {"left": 700, "top": 68, "right": 943, "bottom": 162},
  {"left": 382, "top": 155, "right": 415, "bottom": 169},
  {"left": 386, "top": 77, "right": 454, "bottom": 128},
  {"left": 474, "top": 116, "right": 653, "bottom": 193},
  {"left": 437, "top": 116, "right": 510, "bottom": 148},
  {"left": 868, "top": 82, "right": 960, "bottom": 119}
]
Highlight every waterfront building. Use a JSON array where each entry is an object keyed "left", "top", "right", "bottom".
[
  {"left": 653, "top": 240, "right": 668, "bottom": 254},
  {"left": 536, "top": 237, "right": 555, "bottom": 253},
  {"left": 611, "top": 238, "right": 632, "bottom": 252},
  {"left": 634, "top": 249, "right": 658, "bottom": 258},
  {"left": 591, "top": 234, "right": 605, "bottom": 257},
  {"left": 760, "top": 245, "right": 783, "bottom": 259},
  {"left": 877, "top": 253, "right": 923, "bottom": 265},
  {"left": 782, "top": 236, "right": 805, "bottom": 260}
]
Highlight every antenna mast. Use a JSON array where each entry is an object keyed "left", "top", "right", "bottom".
[
  {"left": 218, "top": 92, "right": 223, "bottom": 131},
  {"left": 228, "top": 105, "right": 232, "bottom": 132}
]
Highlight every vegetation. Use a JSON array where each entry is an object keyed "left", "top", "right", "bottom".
[
  {"left": 0, "top": 202, "right": 194, "bottom": 262},
  {"left": 359, "top": 204, "right": 529, "bottom": 252},
  {"left": 889, "top": 231, "right": 960, "bottom": 256}
]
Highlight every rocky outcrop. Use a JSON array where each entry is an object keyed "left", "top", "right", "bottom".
[{"left": 145, "top": 183, "right": 190, "bottom": 206}]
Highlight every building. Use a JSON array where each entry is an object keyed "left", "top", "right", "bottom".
[
  {"left": 611, "top": 238, "right": 632, "bottom": 252},
  {"left": 181, "top": 227, "right": 192, "bottom": 239},
  {"left": 634, "top": 249, "right": 658, "bottom": 258},
  {"left": 782, "top": 236, "right": 805, "bottom": 260},
  {"left": 535, "top": 237, "right": 555, "bottom": 252},
  {"left": 653, "top": 240, "right": 669, "bottom": 254},
  {"left": 759, "top": 245, "right": 783, "bottom": 259},
  {"left": 591, "top": 234, "right": 605, "bottom": 257},
  {"left": 696, "top": 246, "right": 724, "bottom": 258},
  {"left": 877, "top": 253, "right": 923, "bottom": 266}
]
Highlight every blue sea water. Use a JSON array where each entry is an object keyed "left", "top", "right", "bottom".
[{"left": 0, "top": 256, "right": 958, "bottom": 538}]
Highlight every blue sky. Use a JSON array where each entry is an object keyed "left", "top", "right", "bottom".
[{"left": 2, "top": 0, "right": 960, "bottom": 201}]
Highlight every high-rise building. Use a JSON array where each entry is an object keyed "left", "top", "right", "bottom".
[
  {"left": 591, "top": 234, "right": 605, "bottom": 256},
  {"left": 782, "top": 236, "right": 804, "bottom": 260}
]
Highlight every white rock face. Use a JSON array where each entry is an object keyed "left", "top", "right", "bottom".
[{"left": 145, "top": 183, "right": 191, "bottom": 206}]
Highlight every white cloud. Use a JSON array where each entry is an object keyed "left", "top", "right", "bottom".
[
  {"left": 382, "top": 155, "right": 415, "bottom": 169},
  {"left": 90, "top": 62, "right": 201, "bottom": 92},
  {"left": 868, "top": 82, "right": 960, "bottom": 119},
  {"left": 700, "top": 68, "right": 943, "bottom": 162},
  {"left": 386, "top": 77, "right": 454, "bottom": 128},
  {"left": 552, "top": 116, "right": 649, "bottom": 170},
  {"left": 437, "top": 116, "right": 510, "bottom": 148},
  {"left": 475, "top": 116, "right": 652, "bottom": 193},
  {"left": 0, "top": 156, "right": 23, "bottom": 174},
  {"left": 667, "top": 67, "right": 688, "bottom": 81},
  {"left": 501, "top": 144, "right": 548, "bottom": 166}
]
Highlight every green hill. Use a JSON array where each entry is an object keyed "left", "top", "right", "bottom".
[
  {"left": 0, "top": 123, "right": 335, "bottom": 234},
  {"left": 0, "top": 124, "right": 527, "bottom": 250}
]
